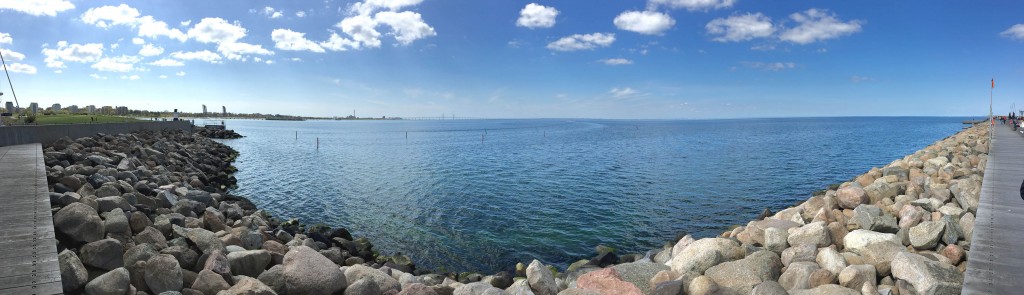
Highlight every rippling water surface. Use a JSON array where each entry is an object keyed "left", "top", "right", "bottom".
[{"left": 219, "top": 117, "right": 969, "bottom": 272}]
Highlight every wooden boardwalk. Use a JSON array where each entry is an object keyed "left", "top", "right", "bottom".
[
  {"left": 963, "top": 125, "right": 1024, "bottom": 294},
  {"left": 0, "top": 144, "right": 62, "bottom": 294}
]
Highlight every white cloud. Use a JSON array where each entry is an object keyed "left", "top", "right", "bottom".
[
  {"left": 90, "top": 73, "right": 107, "bottom": 80},
  {"left": 0, "top": 32, "right": 12, "bottom": 44},
  {"left": 517, "top": 3, "right": 558, "bottom": 29},
  {"left": 0, "top": 48, "right": 26, "bottom": 61},
  {"left": 7, "top": 63, "right": 36, "bottom": 74},
  {"left": 374, "top": 11, "right": 436, "bottom": 45},
  {"left": 170, "top": 50, "right": 222, "bottom": 63},
  {"left": 779, "top": 9, "right": 862, "bottom": 44},
  {"left": 263, "top": 7, "right": 283, "bottom": 19},
  {"left": 547, "top": 33, "right": 615, "bottom": 51},
  {"left": 271, "top": 29, "right": 325, "bottom": 52},
  {"left": 614, "top": 11, "right": 675, "bottom": 35},
  {"left": 81, "top": 4, "right": 140, "bottom": 28},
  {"left": 138, "top": 44, "right": 163, "bottom": 56},
  {"left": 850, "top": 75, "right": 873, "bottom": 83},
  {"left": 92, "top": 56, "right": 137, "bottom": 72},
  {"left": 266, "top": 60, "right": 275, "bottom": 64},
  {"left": 149, "top": 58, "right": 184, "bottom": 67},
  {"left": 42, "top": 41, "right": 105, "bottom": 68},
  {"left": 159, "top": 75, "right": 168, "bottom": 79},
  {"left": 1001, "top": 24, "right": 1024, "bottom": 40},
  {"left": 351, "top": 0, "right": 424, "bottom": 15},
  {"left": 296, "top": 11, "right": 307, "bottom": 18},
  {"left": 120, "top": 75, "right": 140, "bottom": 80},
  {"left": 600, "top": 58, "right": 633, "bottom": 65},
  {"left": 337, "top": 14, "right": 381, "bottom": 49},
  {"left": 743, "top": 61, "right": 796, "bottom": 71},
  {"left": 217, "top": 42, "right": 274, "bottom": 60},
  {"left": 180, "top": 20, "right": 191, "bottom": 27},
  {"left": 138, "top": 16, "right": 188, "bottom": 41},
  {"left": 610, "top": 87, "right": 638, "bottom": 97},
  {"left": 320, "top": 33, "right": 360, "bottom": 51},
  {"left": 176, "top": 71, "right": 186, "bottom": 76},
  {"left": 706, "top": 13, "right": 775, "bottom": 42},
  {"left": 188, "top": 18, "right": 247, "bottom": 44},
  {"left": 0, "top": 0, "right": 74, "bottom": 17},
  {"left": 648, "top": 0, "right": 735, "bottom": 11},
  {"left": 131, "top": 38, "right": 145, "bottom": 45}
]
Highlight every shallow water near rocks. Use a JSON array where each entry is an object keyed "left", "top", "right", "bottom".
[{"left": 219, "top": 117, "right": 970, "bottom": 273}]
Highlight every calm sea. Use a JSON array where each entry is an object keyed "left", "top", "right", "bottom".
[{"left": 218, "top": 117, "right": 971, "bottom": 273}]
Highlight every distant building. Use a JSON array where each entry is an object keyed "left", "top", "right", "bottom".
[
  {"left": 68, "top": 105, "right": 79, "bottom": 113},
  {"left": 52, "top": 103, "right": 61, "bottom": 111},
  {"left": 4, "top": 102, "right": 13, "bottom": 114},
  {"left": 29, "top": 102, "right": 38, "bottom": 115},
  {"left": 202, "top": 104, "right": 207, "bottom": 115},
  {"left": 87, "top": 105, "right": 96, "bottom": 114},
  {"left": 101, "top": 106, "right": 113, "bottom": 115},
  {"left": 116, "top": 106, "right": 129, "bottom": 115},
  {"left": 222, "top": 106, "right": 226, "bottom": 116}
]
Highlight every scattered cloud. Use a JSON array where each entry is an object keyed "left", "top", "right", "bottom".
[
  {"left": 706, "top": 13, "right": 775, "bottom": 42},
  {"left": 7, "top": 63, "right": 36, "bottom": 74},
  {"left": 647, "top": 0, "right": 735, "bottom": 11},
  {"left": 81, "top": 4, "right": 140, "bottom": 28},
  {"left": 176, "top": 71, "right": 186, "bottom": 76},
  {"left": 131, "top": 38, "right": 145, "bottom": 45},
  {"left": 138, "top": 44, "right": 163, "bottom": 56},
  {"left": 89, "top": 73, "right": 107, "bottom": 80},
  {"left": 335, "top": 14, "right": 381, "bottom": 49},
  {"left": 350, "top": 0, "right": 425, "bottom": 15},
  {"left": 1001, "top": 24, "right": 1024, "bottom": 40},
  {"left": 42, "top": 41, "right": 105, "bottom": 68},
  {"left": 263, "top": 7, "right": 283, "bottom": 19},
  {"left": 517, "top": 3, "right": 559, "bottom": 29},
  {"left": 188, "top": 18, "right": 246, "bottom": 44},
  {"left": 170, "top": 50, "right": 222, "bottom": 63},
  {"left": 610, "top": 87, "right": 639, "bottom": 97},
  {"left": 149, "top": 58, "right": 184, "bottom": 67},
  {"left": 374, "top": 11, "right": 437, "bottom": 45},
  {"left": 0, "top": 32, "right": 10, "bottom": 44},
  {"left": 92, "top": 56, "right": 139, "bottom": 72},
  {"left": 320, "top": 0, "right": 436, "bottom": 50},
  {"left": 599, "top": 58, "right": 633, "bottom": 65},
  {"left": 547, "top": 33, "right": 615, "bottom": 51},
  {"left": 217, "top": 41, "right": 274, "bottom": 60},
  {"left": 742, "top": 61, "right": 797, "bottom": 71},
  {"left": 614, "top": 11, "right": 675, "bottom": 35},
  {"left": 779, "top": 9, "right": 862, "bottom": 44},
  {"left": 159, "top": 75, "right": 168, "bottom": 79},
  {"left": 137, "top": 16, "right": 188, "bottom": 41},
  {"left": 750, "top": 44, "right": 775, "bottom": 51},
  {"left": 272, "top": 29, "right": 325, "bottom": 52},
  {"left": 850, "top": 75, "right": 873, "bottom": 83},
  {"left": 0, "top": 48, "right": 26, "bottom": 61},
  {"left": 296, "top": 11, "right": 307, "bottom": 18},
  {"left": 0, "top": 0, "right": 74, "bottom": 17},
  {"left": 120, "top": 74, "right": 140, "bottom": 80},
  {"left": 180, "top": 20, "right": 191, "bottom": 27}
]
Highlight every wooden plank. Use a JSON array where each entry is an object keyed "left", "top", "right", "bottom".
[
  {"left": 963, "top": 126, "right": 1024, "bottom": 294},
  {"left": 0, "top": 144, "right": 64, "bottom": 293}
]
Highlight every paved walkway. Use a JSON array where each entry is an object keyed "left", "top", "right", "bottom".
[
  {"left": 0, "top": 143, "right": 62, "bottom": 294},
  {"left": 963, "top": 125, "right": 1024, "bottom": 294}
]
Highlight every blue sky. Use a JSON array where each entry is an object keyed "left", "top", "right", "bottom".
[{"left": 0, "top": 0, "right": 1022, "bottom": 119}]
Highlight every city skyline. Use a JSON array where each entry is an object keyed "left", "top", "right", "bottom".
[{"left": 0, "top": 1, "right": 1022, "bottom": 119}]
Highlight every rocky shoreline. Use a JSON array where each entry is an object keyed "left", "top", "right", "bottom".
[{"left": 46, "top": 124, "right": 987, "bottom": 294}]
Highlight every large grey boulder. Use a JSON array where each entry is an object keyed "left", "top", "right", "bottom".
[
  {"left": 787, "top": 222, "right": 831, "bottom": 248},
  {"left": 218, "top": 276, "right": 277, "bottom": 295},
  {"left": 950, "top": 178, "right": 980, "bottom": 213},
  {"left": 836, "top": 187, "right": 868, "bottom": 209},
  {"left": 84, "top": 267, "right": 132, "bottom": 295},
  {"left": 815, "top": 247, "right": 847, "bottom": 275},
  {"left": 174, "top": 225, "right": 224, "bottom": 254},
  {"left": 705, "top": 250, "right": 782, "bottom": 294},
  {"left": 781, "top": 243, "right": 817, "bottom": 267},
  {"left": 343, "top": 264, "right": 400, "bottom": 293},
  {"left": 59, "top": 250, "right": 89, "bottom": 292},
  {"left": 102, "top": 209, "right": 130, "bottom": 234},
  {"left": 284, "top": 245, "right": 347, "bottom": 294},
  {"left": 97, "top": 195, "right": 131, "bottom": 212},
  {"left": 788, "top": 284, "right": 859, "bottom": 295},
  {"left": 136, "top": 226, "right": 169, "bottom": 249},
  {"left": 837, "top": 264, "right": 875, "bottom": 290},
  {"left": 764, "top": 227, "right": 789, "bottom": 254},
  {"left": 610, "top": 262, "right": 668, "bottom": 295},
  {"left": 54, "top": 202, "right": 105, "bottom": 244},
  {"left": 145, "top": 254, "right": 184, "bottom": 294},
  {"left": 227, "top": 250, "right": 271, "bottom": 278},
  {"left": 256, "top": 265, "right": 286, "bottom": 295},
  {"left": 666, "top": 238, "right": 740, "bottom": 274},
  {"left": 891, "top": 252, "right": 963, "bottom": 295},
  {"left": 191, "top": 269, "right": 231, "bottom": 295},
  {"left": 80, "top": 238, "right": 125, "bottom": 271},
  {"left": 909, "top": 221, "right": 945, "bottom": 249},
  {"left": 525, "top": 260, "right": 558, "bottom": 295},
  {"left": 779, "top": 261, "right": 819, "bottom": 291},
  {"left": 843, "top": 230, "right": 899, "bottom": 252}
]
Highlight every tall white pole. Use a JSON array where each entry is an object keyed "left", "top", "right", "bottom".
[{"left": 990, "top": 78, "right": 994, "bottom": 141}]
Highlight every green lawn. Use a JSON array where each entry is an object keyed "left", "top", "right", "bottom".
[{"left": 32, "top": 115, "right": 142, "bottom": 125}]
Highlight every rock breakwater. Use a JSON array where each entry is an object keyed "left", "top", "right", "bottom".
[{"left": 47, "top": 124, "right": 988, "bottom": 295}]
